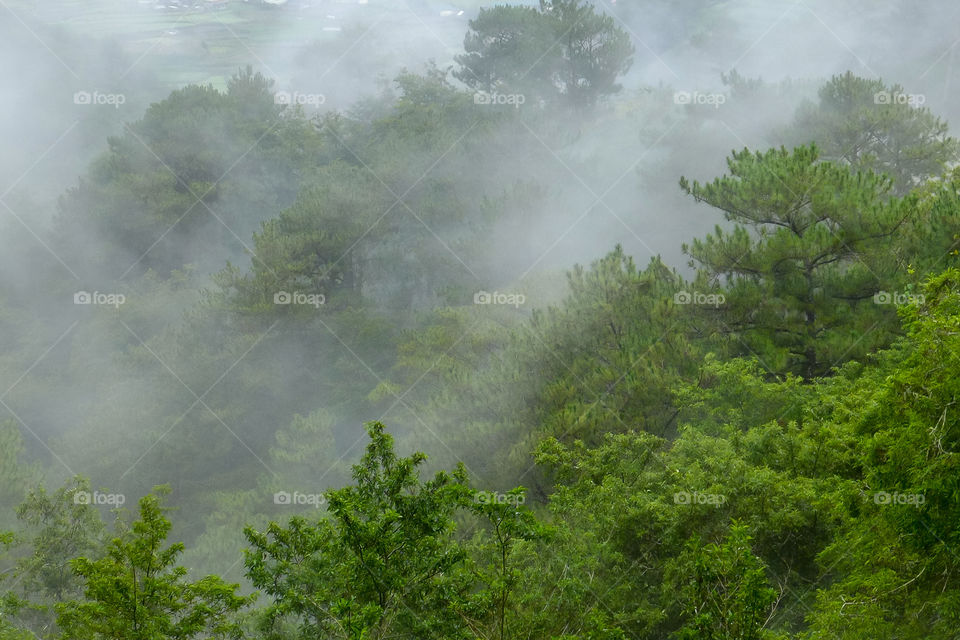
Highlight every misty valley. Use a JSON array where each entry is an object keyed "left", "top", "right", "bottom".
[{"left": 3, "top": 0, "right": 960, "bottom": 638}]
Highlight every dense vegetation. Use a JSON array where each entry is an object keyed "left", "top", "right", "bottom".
[{"left": 3, "top": 0, "right": 960, "bottom": 638}]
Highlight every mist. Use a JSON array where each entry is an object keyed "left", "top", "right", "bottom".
[{"left": 2, "top": 0, "right": 960, "bottom": 637}]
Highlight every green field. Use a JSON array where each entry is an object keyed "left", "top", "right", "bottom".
[{"left": 10, "top": 0, "right": 385, "bottom": 88}]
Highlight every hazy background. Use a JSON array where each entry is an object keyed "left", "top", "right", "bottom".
[{"left": 3, "top": 0, "right": 959, "bottom": 580}]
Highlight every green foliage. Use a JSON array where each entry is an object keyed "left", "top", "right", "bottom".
[
  {"left": 456, "top": 0, "right": 634, "bottom": 110},
  {"left": 386, "top": 246, "right": 696, "bottom": 488},
  {"left": 528, "top": 348, "right": 871, "bottom": 637},
  {"left": 803, "top": 269, "right": 960, "bottom": 639},
  {"left": 898, "top": 166, "right": 960, "bottom": 275},
  {"left": 681, "top": 145, "right": 913, "bottom": 377},
  {"left": 244, "top": 422, "right": 544, "bottom": 639},
  {"left": 215, "top": 67, "right": 533, "bottom": 318},
  {"left": 789, "top": 72, "right": 959, "bottom": 195},
  {"left": 53, "top": 66, "right": 322, "bottom": 279},
  {"left": 465, "top": 487, "right": 548, "bottom": 640},
  {"left": 0, "top": 531, "right": 32, "bottom": 640},
  {"left": 14, "top": 478, "right": 105, "bottom": 603},
  {"left": 10, "top": 16, "right": 960, "bottom": 639},
  {"left": 520, "top": 248, "right": 694, "bottom": 447},
  {"left": 213, "top": 165, "right": 380, "bottom": 315},
  {"left": 0, "top": 478, "right": 107, "bottom": 638},
  {"left": 56, "top": 487, "right": 249, "bottom": 640},
  {"left": 0, "top": 422, "right": 40, "bottom": 528},
  {"left": 455, "top": 5, "right": 555, "bottom": 99},
  {"left": 244, "top": 422, "right": 474, "bottom": 639},
  {"left": 666, "top": 524, "right": 779, "bottom": 640}
]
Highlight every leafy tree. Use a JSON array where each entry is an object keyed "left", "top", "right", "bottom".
[
  {"left": 898, "top": 165, "right": 960, "bottom": 275},
  {"left": 0, "top": 422, "right": 40, "bottom": 528},
  {"left": 52, "top": 66, "right": 322, "bottom": 279},
  {"left": 0, "top": 478, "right": 106, "bottom": 638},
  {"left": 213, "top": 166, "right": 378, "bottom": 315},
  {"left": 10, "top": 477, "right": 104, "bottom": 637},
  {"left": 215, "top": 68, "right": 527, "bottom": 318},
  {"left": 244, "top": 421, "right": 544, "bottom": 639},
  {"left": 374, "top": 247, "right": 697, "bottom": 491},
  {"left": 680, "top": 144, "right": 914, "bottom": 378},
  {"left": 666, "top": 524, "right": 780, "bottom": 640},
  {"left": 465, "top": 487, "right": 548, "bottom": 640},
  {"left": 805, "top": 269, "right": 960, "bottom": 639},
  {"left": 56, "top": 487, "right": 249, "bottom": 640},
  {"left": 788, "top": 72, "right": 959, "bottom": 195},
  {"left": 456, "top": 0, "right": 634, "bottom": 110},
  {"left": 543, "top": 0, "right": 635, "bottom": 110},
  {"left": 520, "top": 248, "right": 693, "bottom": 445},
  {"left": 0, "top": 530, "right": 34, "bottom": 640},
  {"left": 531, "top": 430, "right": 670, "bottom": 638},
  {"left": 244, "top": 422, "right": 475, "bottom": 639},
  {"left": 14, "top": 478, "right": 105, "bottom": 604},
  {"left": 455, "top": 5, "right": 558, "bottom": 102},
  {"left": 528, "top": 350, "right": 867, "bottom": 638}
]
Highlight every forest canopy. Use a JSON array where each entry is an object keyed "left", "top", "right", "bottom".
[{"left": 2, "top": 0, "right": 960, "bottom": 638}]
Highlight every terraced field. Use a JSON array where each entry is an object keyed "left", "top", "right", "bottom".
[{"left": 6, "top": 0, "right": 474, "bottom": 89}]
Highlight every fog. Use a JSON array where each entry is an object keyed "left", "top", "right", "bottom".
[{"left": 1, "top": 0, "right": 958, "bottom": 595}]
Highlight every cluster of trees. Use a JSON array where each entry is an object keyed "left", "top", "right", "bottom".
[
  {"left": 5, "top": 270, "right": 960, "bottom": 638},
  {"left": 3, "top": 0, "right": 960, "bottom": 637}
]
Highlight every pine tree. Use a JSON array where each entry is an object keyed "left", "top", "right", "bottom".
[
  {"left": 680, "top": 145, "right": 914, "bottom": 378},
  {"left": 56, "top": 487, "right": 249, "bottom": 640}
]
